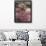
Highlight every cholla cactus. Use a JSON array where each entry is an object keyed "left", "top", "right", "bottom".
[{"left": 0, "top": 32, "right": 6, "bottom": 41}]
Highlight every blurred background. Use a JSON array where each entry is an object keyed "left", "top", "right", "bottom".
[{"left": 15, "top": 1, "right": 32, "bottom": 8}]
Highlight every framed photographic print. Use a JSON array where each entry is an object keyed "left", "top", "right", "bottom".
[{"left": 14, "top": 0, "right": 32, "bottom": 23}]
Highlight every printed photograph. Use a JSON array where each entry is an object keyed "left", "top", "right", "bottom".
[
  {"left": 0, "top": 29, "right": 46, "bottom": 46},
  {"left": 14, "top": 0, "right": 32, "bottom": 23}
]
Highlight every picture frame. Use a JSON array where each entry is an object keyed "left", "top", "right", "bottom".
[{"left": 14, "top": 0, "right": 32, "bottom": 23}]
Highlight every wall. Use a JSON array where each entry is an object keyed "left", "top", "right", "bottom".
[{"left": 0, "top": 0, "right": 46, "bottom": 30}]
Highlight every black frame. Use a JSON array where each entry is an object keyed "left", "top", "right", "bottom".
[{"left": 14, "top": 0, "right": 32, "bottom": 23}]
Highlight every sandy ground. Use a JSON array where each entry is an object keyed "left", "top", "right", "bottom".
[
  {"left": 0, "top": 40, "right": 27, "bottom": 46},
  {"left": 0, "top": 40, "right": 42, "bottom": 46},
  {"left": 28, "top": 40, "right": 42, "bottom": 46}
]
